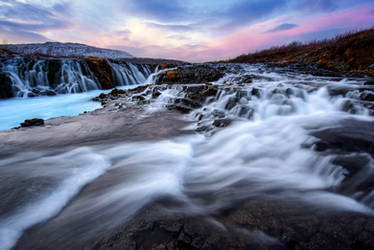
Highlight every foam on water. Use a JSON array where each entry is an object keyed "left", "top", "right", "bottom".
[{"left": 0, "top": 147, "right": 111, "bottom": 250}]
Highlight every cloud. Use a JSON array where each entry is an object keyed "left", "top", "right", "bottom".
[
  {"left": 145, "top": 22, "right": 193, "bottom": 32},
  {"left": 1, "top": 0, "right": 374, "bottom": 61},
  {"left": 123, "top": 0, "right": 186, "bottom": 22},
  {"left": 167, "top": 35, "right": 191, "bottom": 41},
  {"left": 265, "top": 23, "right": 298, "bottom": 33},
  {"left": 0, "top": 0, "right": 71, "bottom": 43},
  {"left": 294, "top": 0, "right": 338, "bottom": 12},
  {"left": 0, "top": 26, "right": 49, "bottom": 43}
]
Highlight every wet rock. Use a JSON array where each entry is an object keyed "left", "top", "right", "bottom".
[
  {"left": 239, "top": 106, "right": 254, "bottom": 118},
  {"left": 40, "top": 90, "right": 56, "bottom": 96},
  {"left": 46, "top": 60, "right": 62, "bottom": 88},
  {"left": 174, "top": 98, "right": 202, "bottom": 109},
  {"left": 342, "top": 100, "right": 357, "bottom": 114},
  {"left": 212, "top": 109, "right": 225, "bottom": 118},
  {"left": 166, "top": 104, "right": 192, "bottom": 114},
  {"left": 156, "top": 64, "right": 224, "bottom": 84},
  {"left": 313, "top": 141, "right": 329, "bottom": 152},
  {"left": 213, "top": 118, "right": 232, "bottom": 128},
  {"left": 310, "top": 119, "right": 374, "bottom": 155},
  {"left": 160, "top": 62, "right": 169, "bottom": 70},
  {"left": 32, "top": 89, "right": 41, "bottom": 94},
  {"left": 21, "top": 118, "right": 44, "bottom": 127},
  {"left": 183, "top": 85, "right": 218, "bottom": 103},
  {"left": 0, "top": 72, "right": 13, "bottom": 98},
  {"left": 360, "top": 92, "right": 374, "bottom": 102},
  {"left": 166, "top": 70, "right": 178, "bottom": 81},
  {"left": 251, "top": 88, "right": 261, "bottom": 97},
  {"left": 364, "top": 79, "right": 374, "bottom": 86},
  {"left": 225, "top": 97, "right": 238, "bottom": 110},
  {"left": 85, "top": 57, "right": 115, "bottom": 89},
  {"left": 110, "top": 88, "right": 126, "bottom": 96}
]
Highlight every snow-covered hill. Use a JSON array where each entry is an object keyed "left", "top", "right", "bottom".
[{"left": 0, "top": 42, "right": 134, "bottom": 59}]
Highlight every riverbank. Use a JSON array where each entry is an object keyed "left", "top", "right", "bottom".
[{"left": 225, "top": 28, "right": 374, "bottom": 75}]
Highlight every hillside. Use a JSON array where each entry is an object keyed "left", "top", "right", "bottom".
[
  {"left": 227, "top": 28, "right": 374, "bottom": 74},
  {"left": 0, "top": 42, "right": 134, "bottom": 59}
]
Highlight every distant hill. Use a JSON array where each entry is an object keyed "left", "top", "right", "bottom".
[
  {"left": 0, "top": 42, "right": 134, "bottom": 59},
  {"left": 226, "top": 28, "right": 374, "bottom": 74}
]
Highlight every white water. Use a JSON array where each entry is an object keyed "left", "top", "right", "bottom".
[
  {"left": 1, "top": 64, "right": 374, "bottom": 249},
  {"left": 0, "top": 148, "right": 111, "bottom": 250},
  {"left": 0, "top": 58, "right": 153, "bottom": 97}
]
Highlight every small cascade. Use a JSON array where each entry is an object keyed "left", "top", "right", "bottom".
[
  {"left": 107, "top": 60, "right": 152, "bottom": 86},
  {"left": 0, "top": 58, "right": 155, "bottom": 98}
]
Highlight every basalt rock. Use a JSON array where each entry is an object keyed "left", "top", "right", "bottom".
[
  {"left": 360, "top": 92, "right": 374, "bottom": 102},
  {"left": 20, "top": 118, "right": 44, "bottom": 127},
  {"left": 156, "top": 64, "right": 224, "bottom": 84},
  {"left": 0, "top": 72, "right": 13, "bottom": 98},
  {"left": 85, "top": 57, "right": 115, "bottom": 89},
  {"left": 364, "top": 79, "right": 374, "bottom": 86}
]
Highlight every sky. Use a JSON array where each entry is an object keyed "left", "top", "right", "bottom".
[{"left": 0, "top": 0, "right": 373, "bottom": 62}]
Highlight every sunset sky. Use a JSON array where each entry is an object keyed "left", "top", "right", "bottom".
[{"left": 0, "top": 0, "right": 373, "bottom": 62}]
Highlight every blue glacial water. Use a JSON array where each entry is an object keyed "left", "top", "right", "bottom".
[{"left": 0, "top": 86, "right": 136, "bottom": 131}]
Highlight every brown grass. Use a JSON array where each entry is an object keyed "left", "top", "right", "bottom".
[{"left": 226, "top": 28, "right": 374, "bottom": 74}]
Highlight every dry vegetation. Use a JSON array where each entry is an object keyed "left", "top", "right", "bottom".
[{"left": 227, "top": 28, "right": 374, "bottom": 74}]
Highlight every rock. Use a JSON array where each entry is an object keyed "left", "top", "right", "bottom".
[
  {"left": 360, "top": 92, "right": 374, "bottom": 102},
  {"left": 21, "top": 118, "right": 44, "bottom": 127},
  {"left": 225, "top": 97, "right": 238, "bottom": 110},
  {"left": 160, "top": 63, "right": 169, "bottom": 70},
  {"left": 213, "top": 118, "right": 232, "bottom": 128},
  {"left": 251, "top": 88, "right": 261, "bottom": 97},
  {"left": 85, "top": 57, "right": 115, "bottom": 89},
  {"left": 109, "top": 88, "right": 126, "bottom": 96},
  {"left": 46, "top": 60, "right": 62, "bottom": 88},
  {"left": 156, "top": 64, "right": 224, "bottom": 84},
  {"left": 166, "top": 104, "right": 192, "bottom": 114},
  {"left": 166, "top": 70, "right": 178, "bottom": 81},
  {"left": 212, "top": 109, "right": 225, "bottom": 118},
  {"left": 40, "top": 90, "right": 56, "bottom": 96},
  {"left": 364, "top": 79, "right": 374, "bottom": 86},
  {"left": 0, "top": 72, "right": 13, "bottom": 98},
  {"left": 313, "top": 141, "right": 329, "bottom": 152}
]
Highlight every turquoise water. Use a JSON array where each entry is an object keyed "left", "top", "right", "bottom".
[{"left": 0, "top": 86, "right": 136, "bottom": 131}]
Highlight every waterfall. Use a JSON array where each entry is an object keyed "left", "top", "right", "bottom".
[{"left": 0, "top": 58, "right": 155, "bottom": 98}]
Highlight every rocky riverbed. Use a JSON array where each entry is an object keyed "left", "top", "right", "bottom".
[{"left": 1, "top": 63, "right": 374, "bottom": 250}]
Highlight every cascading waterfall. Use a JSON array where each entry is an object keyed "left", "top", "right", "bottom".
[
  {"left": 0, "top": 58, "right": 154, "bottom": 98},
  {"left": 1, "top": 63, "right": 374, "bottom": 250}
]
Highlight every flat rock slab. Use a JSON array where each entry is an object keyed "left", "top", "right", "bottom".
[{"left": 0, "top": 107, "right": 192, "bottom": 158}]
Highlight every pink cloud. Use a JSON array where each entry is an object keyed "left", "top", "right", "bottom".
[{"left": 181, "top": 4, "right": 374, "bottom": 62}]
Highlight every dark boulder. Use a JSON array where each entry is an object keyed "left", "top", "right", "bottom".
[
  {"left": 21, "top": 118, "right": 44, "bottom": 127},
  {"left": 46, "top": 60, "right": 62, "bottom": 88},
  {"left": 0, "top": 72, "right": 13, "bottom": 98},
  {"left": 40, "top": 90, "right": 56, "bottom": 96},
  {"left": 85, "top": 57, "right": 115, "bottom": 89},
  {"left": 156, "top": 64, "right": 224, "bottom": 84},
  {"left": 364, "top": 79, "right": 374, "bottom": 86},
  {"left": 360, "top": 92, "right": 374, "bottom": 102},
  {"left": 213, "top": 118, "right": 232, "bottom": 127}
]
